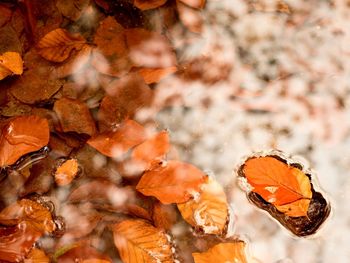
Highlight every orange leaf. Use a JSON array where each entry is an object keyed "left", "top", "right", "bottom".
[
  {"left": 0, "top": 52, "right": 23, "bottom": 80},
  {"left": 0, "top": 115, "right": 50, "bottom": 167},
  {"left": 192, "top": 242, "right": 248, "bottom": 263},
  {"left": 177, "top": 178, "right": 228, "bottom": 235},
  {"left": 113, "top": 219, "right": 175, "bottom": 263},
  {"left": 37, "top": 28, "right": 87, "bottom": 62},
  {"left": 24, "top": 248, "right": 50, "bottom": 263},
  {"left": 87, "top": 119, "right": 146, "bottom": 159},
  {"left": 131, "top": 130, "right": 170, "bottom": 171},
  {"left": 152, "top": 202, "right": 177, "bottom": 231},
  {"left": 242, "top": 156, "right": 312, "bottom": 217},
  {"left": 136, "top": 160, "right": 207, "bottom": 204},
  {"left": 55, "top": 158, "right": 80, "bottom": 186},
  {"left": 134, "top": 0, "right": 167, "bottom": 10},
  {"left": 0, "top": 199, "right": 56, "bottom": 233},
  {"left": 138, "top": 66, "right": 177, "bottom": 84}
]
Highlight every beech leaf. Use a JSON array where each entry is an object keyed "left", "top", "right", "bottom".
[
  {"left": 0, "top": 52, "right": 23, "bottom": 80},
  {"left": 54, "top": 158, "right": 80, "bottom": 186},
  {"left": 136, "top": 160, "right": 207, "bottom": 204},
  {"left": 0, "top": 115, "right": 50, "bottom": 167},
  {"left": 37, "top": 28, "right": 87, "bottom": 62},
  {"left": 134, "top": 0, "right": 168, "bottom": 10},
  {"left": 192, "top": 242, "right": 248, "bottom": 263},
  {"left": 113, "top": 219, "right": 175, "bottom": 263},
  {"left": 177, "top": 178, "right": 228, "bottom": 235},
  {"left": 242, "top": 156, "right": 312, "bottom": 217}
]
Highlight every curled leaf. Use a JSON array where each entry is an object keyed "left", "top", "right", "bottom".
[
  {"left": 177, "top": 178, "right": 228, "bottom": 235},
  {"left": 55, "top": 158, "right": 80, "bottom": 186},
  {"left": 113, "top": 219, "right": 175, "bottom": 263},
  {"left": 0, "top": 115, "right": 50, "bottom": 167},
  {"left": 37, "top": 28, "right": 87, "bottom": 62},
  {"left": 136, "top": 160, "right": 207, "bottom": 204},
  {"left": 192, "top": 241, "right": 248, "bottom": 263},
  {"left": 87, "top": 119, "right": 146, "bottom": 159}
]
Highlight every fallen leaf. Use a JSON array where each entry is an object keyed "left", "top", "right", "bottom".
[
  {"left": 131, "top": 130, "right": 170, "bottom": 171},
  {"left": 177, "top": 178, "right": 228, "bottom": 235},
  {"left": 0, "top": 199, "right": 56, "bottom": 233},
  {"left": 0, "top": 115, "right": 50, "bottom": 167},
  {"left": 24, "top": 248, "right": 50, "bottom": 263},
  {"left": 0, "top": 222, "right": 42, "bottom": 262},
  {"left": 125, "top": 28, "right": 177, "bottom": 68},
  {"left": 152, "top": 202, "right": 178, "bottom": 231},
  {"left": 55, "top": 158, "right": 80, "bottom": 186},
  {"left": 138, "top": 66, "right": 177, "bottom": 84},
  {"left": 242, "top": 156, "right": 312, "bottom": 217},
  {"left": 134, "top": 0, "right": 167, "bottom": 10},
  {"left": 54, "top": 97, "right": 97, "bottom": 136},
  {"left": 98, "top": 73, "right": 153, "bottom": 131},
  {"left": 37, "top": 28, "right": 87, "bottom": 62},
  {"left": 177, "top": 1, "right": 203, "bottom": 33},
  {"left": 136, "top": 160, "right": 207, "bottom": 204},
  {"left": 0, "top": 51, "right": 23, "bottom": 80},
  {"left": 113, "top": 219, "right": 175, "bottom": 263},
  {"left": 56, "top": 0, "right": 90, "bottom": 21},
  {"left": 0, "top": 4, "right": 12, "bottom": 27},
  {"left": 87, "top": 119, "right": 146, "bottom": 159},
  {"left": 192, "top": 241, "right": 248, "bottom": 263},
  {"left": 56, "top": 244, "right": 111, "bottom": 263}
]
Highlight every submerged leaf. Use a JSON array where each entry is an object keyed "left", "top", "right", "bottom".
[
  {"left": 113, "top": 219, "right": 175, "bottom": 263},
  {"left": 192, "top": 241, "right": 248, "bottom": 263},
  {"left": 136, "top": 160, "right": 207, "bottom": 204},
  {"left": 37, "top": 28, "right": 87, "bottom": 62}
]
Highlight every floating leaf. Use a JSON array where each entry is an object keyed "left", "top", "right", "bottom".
[
  {"left": 0, "top": 115, "right": 50, "bottom": 167},
  {"left": 136, "top": 160, "right": 207, "bottom": 204},
  {"left": 192, "top": 242, "right": 248, "bottom": 263},
  {"left": 87, "top": 119, "right": 146, "bottom": 159},
  {"left": 113, "top": 219, "right": 175, "bottom": 263},
  {"left": 54, "top": 97, "right": 97, "bottom": 136},
  {"left": 138, "top": 66, "right": 177, "bottom": 84},
  {"left": 134, "top": 0, "right": 167, "bottom": 10},
  {"left": 37, "top": 28, "right": 87, "bottom": 62},
  {"left": 178, "top": 178, "right": 228, "bottom": 235},
  {"left": 0, "top": 52, "right": 23, "bottom": 80},
  {"left": 242, "top": 156, "right": 312, "bottom": 217},
  {"left": 55, "top": 158, "right": 80, "bottom": 186}
]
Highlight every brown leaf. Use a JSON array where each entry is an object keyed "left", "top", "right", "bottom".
[
  {"left": 0, "top": 52, "right": 23, "bottom": 80},
  {"left": 241, "top": 156, "right": 312, "bottom": 217},
  {"left": 177, "top": 178, "right": 228, "bottom": 235},
  {"left": 192, "top": 241, "right": 248, "bottom": 263},
  {"left": 152, "top": 202, "right": 178, "bottom": 231},
  {"left": 56, "top": 0, "right": 90, "bottom": 21},
  {"left": 0, "top": 115, "right": 50, "bottom": 167},
  {"left": 37, "top": 28, "right": 87, "bottom": 62},
  {"left": 134, "top": 0, "right": 168, "bottom": 10},
  {"left": 98, "top": 73, "right": 153, "bottom": 131},
  {"left": 54, "top": 97, "right": 97, "bottom": 136},
  {"left": 55, "top": 158, "right": 80, "bottom": 186},
  {"left": 56, "top": 244, "right": 111, "bottom": 263},
  {"left": 0, "top": 4, "right": 12, "bottom": 27},
  {"left": 179, "top": 0, "right": 205, "bottom": 9},
  {"left": 24, "top": 248, "right": 50, "bottom": 263},
  {"left": 138, "top": 66, "right": 177, "bottom": 84},
  {"left": 125, "top": 28, "right": 177, "bottom": 68},
  {"left": 113, "top": 219, "right": 175, "bottom": 263},
  {"left": 0, "top": 222, "right": 42, "bottom": 262},
  {"left": 87, "top": 119, "right": 146, "bottom": 159},
  {"left": 136, "top": 160, "right": 208, "bottom": 204}
]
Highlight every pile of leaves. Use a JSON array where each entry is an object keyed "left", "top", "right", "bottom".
[{"left": 0, "top": 0, "right": 330, "bottom": 262}]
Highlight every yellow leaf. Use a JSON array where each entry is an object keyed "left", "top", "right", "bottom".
[
  {"left": 37, "top": 28, "right": 87, "bottom": 62},
  {"left": 178, "top": 178, "right": 228, "bottom": 235},
  {"left": 113, "top": 219, "right": 175, "bottom": 263},
  {"left": 192, "top": 242, "right": 248, "bottom": 263}
]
